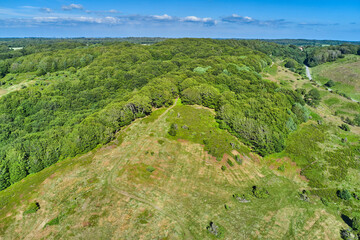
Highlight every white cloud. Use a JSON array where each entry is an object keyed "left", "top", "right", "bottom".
[
  {"left": 40, "top": 8, "right": 52, "bottom": 13},
  {"left": 62, "top": 4, "right": 84, "bottom": 11},
  {"left": 152, "top": 14, "right": 172, "bottom": 20}
]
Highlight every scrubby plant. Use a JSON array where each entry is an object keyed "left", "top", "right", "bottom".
[
  {"left": 235, "top": 155, "right": 243, "bottom": 165},
  {"left": 277, "top": 165, "right": 285, "bottom": 171},
  {"left": 227, "top": 159, "right": 234, "bottom": 167},
  {"left": 206, "top": 221, "right": 224, "bottom": 238},
  {"left": 352, "top": 217, "right": 360, "bottom": 231},
  {"left": 146, "top": 166, "right": 155, "bottom": 173},
  {"left": 324, "top": 80, "right": 335, "bottom": 88},
  {"left": 252, "top": 186, "right": 270, "bottom": 199},
  {"left": 221, "top": 166, "right": 226, "bottom": 171},
  {"left": 337, "top": 189, "right": 352, "bottom": 200},
  {"left": 168, "top": 123, "right": 178, "bottom": 136},
  {"left": 339, "top": 123, "right": 350, "bottom": 132},
  {"left": 23, "top": 202, "right": 40, "bottom": 215}
]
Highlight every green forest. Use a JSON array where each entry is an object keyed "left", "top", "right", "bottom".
[{"left": 0, "top": 38, "right": 311, "bottom": 190}]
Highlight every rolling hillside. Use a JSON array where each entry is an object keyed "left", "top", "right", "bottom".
[{"left": 0, "top": 38, "right": 359, "bottom": 239}]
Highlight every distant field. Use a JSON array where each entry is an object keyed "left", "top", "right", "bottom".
[{"left": 312, "top": 55, "right": 360, "bottom": 102}]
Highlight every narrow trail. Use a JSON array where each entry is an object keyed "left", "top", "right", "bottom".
[{"left": 105, "top": 98, "right": 193, "bottom": 238}]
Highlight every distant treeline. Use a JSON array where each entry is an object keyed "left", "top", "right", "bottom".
[
  {"left": 304, "top": 44, "right": 360, "bottom": 67},
  {"left": 261, "top": 39, "right": 360, "bottom": 46}
]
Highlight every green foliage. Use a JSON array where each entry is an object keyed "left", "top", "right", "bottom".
[
  {"left": 277, "top": 165, "right": 285, "bottom": 171},
  {"left": 252, "top": 186, "right": 270, "bottom": 199},
  {"left": 337, "top": 189, "right": 352, "bottom": 200},
  {"left": 45, "top": 214, "right": 62, "bottom": 227},
  {"left": 23, "top": 202, "right": 40, "bottom": 215},
  {"left": 227, "top": 159, "right": 234, "bottom": 167},
  {"left": 340, "top": 124, "right": 350, "bottom": 132},
  {"left": 221, "top": 165, "right": 226, "bottom": 171},
  {"left": 235, "top": 155, "right": 243, "bottom": 165},
  {"left": 0, "top": 38, "right": 328, "bottom": 191},
  {"left": 352, "top": 217, "right": 360, "bottom": 231},
  {"left": 206, "top": 221, "right": 225, "bottom": 238},
  {"left": 304, "top": 89, "right": 321, "bottom": 107},
  {"left": 146, "top": 166, "right": 156, "bottom": 173},
  {"left": 285, "top": 59, "right": 297, "bottom": 69},
  {"left": 168, "top": 123, "right": 178, "bottom": 136},
  {"left": 325, "top": 80, "right": 336, "bottom": 88}
]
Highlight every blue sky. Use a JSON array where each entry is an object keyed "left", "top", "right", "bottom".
[{"left": 0, "top": 0, "right": 359, "bottom": 40}]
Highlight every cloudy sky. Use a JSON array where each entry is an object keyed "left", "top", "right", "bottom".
[{"left": 0, "top": 0, "right": 359, "bottom": 40}]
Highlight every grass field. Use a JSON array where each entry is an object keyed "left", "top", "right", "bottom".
[
  {"left": 0, "top": 101, "right": 347, "bottom": 239},
  {"left": 312, "top": 55, "right": 360, "bottom": 102}
]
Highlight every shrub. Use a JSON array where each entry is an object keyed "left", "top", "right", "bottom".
[
  {"left": 337, "top": 189, "right": 352, "bottom": 200},
  {"left": 23, "top": 202, "right": 40, "bottom": 215},
  {"left": 252, "top": 186, "right": 270, "bottom": 199},
  {"left": 168, "top": 123, "right": 177, "bottom": 136},
  {"left": 339, "top": 124, "right": 350, "bottom": 132},
  {"left": 235, "top": 155, "right": 243, "bottom": 165},
  {"left": 45, "top": 215, "right": 61, "bottom": 227},
  {"left": 227, "top": 159, "right": 234, "bottom": 167},
  {"left": 352, "top": 217, "right": 360, "bottom": 231},
  {"left": 321, "top": 197, "right": 329, "bottom": 206},
  {"left": 206, "top": 221, "right": 224, "bottom": 238},
  {"left": 324, "top": 80, "right": 335, "bottom": 88},
  {"left": 221, "top": 166, "right": 226, "bottom": 171},
  {"left": 277, "top": 165, "right": 285, "bottom": 171},
  {"left": 304, "top": 89, "right": 321, "bottom": 107},
  {"left": 146, "top": 166, "right": 156, "bottom": 173},
  {"left": 340, "top": 228, "right": 356, "bottom": 240}
]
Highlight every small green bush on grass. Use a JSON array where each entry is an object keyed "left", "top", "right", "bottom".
[
  {"left": 338, "top": 189, "right": 352, "bottom": 200},
  {"left": 235, "top": 155, "right": 243, "bottom": 165},
  {"left": 146, "top": 166, "right": 156, "bottom": 173},
  {"left": 277, "top": 165, "right": 285, "bottom": 171},
  {"left": 23, "top": 202, "right": 40, "bottom": 215},
  {"left": 227, "top": 159, "right": 234, "bottom": 167},
  {"left": 252, "top": 186, "right": 270, "bottom": 199}
]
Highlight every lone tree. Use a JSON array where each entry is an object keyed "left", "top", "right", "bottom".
[
  {"left": 304, "top": 89, "right": 321, "bottom": 107},
  {"left": 324, "top": 80, "right": 335, "bottom": 88},
  {"left": 337, "top": 189, "right": 352, "bottom": 200},
  {"left": 168, "top": 123, "right": 178, "bottom": 136}
]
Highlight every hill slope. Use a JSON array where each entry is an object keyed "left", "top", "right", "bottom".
[{"left": 0, "top": 101, "right": 346, "bottom": 239}]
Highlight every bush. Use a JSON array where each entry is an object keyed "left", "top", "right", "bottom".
[
  {"left": 221, "top": 166, "right": 226, "bottom": 171},
  {"left": 252, "top": 186, "right": 270, "bottom": 199},
  {"left": 340, "top": 228, "right": 356, "bottom": 240},
  {"left": 146, "top": 166, "right": 155, "bottom": 173},
  {"left": 235, "top": 155, "right": 243, "bottom": 165},
  {"left": 277, "top": 165, "right": 285, "bottom": 171},
  {"left": 168, "top": 123, "right": 177, "bottom": 136},
  {"left": 324, "top": 80, "right": 335, "bottom": 88},
  {"left": 352, "top": 217, "right": 360, "bottom": 231},
  {"left": 23, "top": 202, "right": 40, "bottom": 215},
  {"left": 304, "top": 89, "right": 321, "bottom": 107},
  {"left": 339, "top": 124, "right": 350, "bottom": 132},
  {"left": 337, "top": 189, "right": 352, "bottom": 200},
  {"left": 45, "top": 215, "right": 61, "bottom": 227},
  {"left": 227, "top": 159, "right": 234, "bottom": 167}
]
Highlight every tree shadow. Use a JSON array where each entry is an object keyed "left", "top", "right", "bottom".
[{"left": 341, "top": 214, "right": 352, "bottom": 228}]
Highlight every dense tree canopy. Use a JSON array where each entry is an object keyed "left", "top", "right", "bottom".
[{"left": 0, "top": 38, "right": 309, "bottom": 190}]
